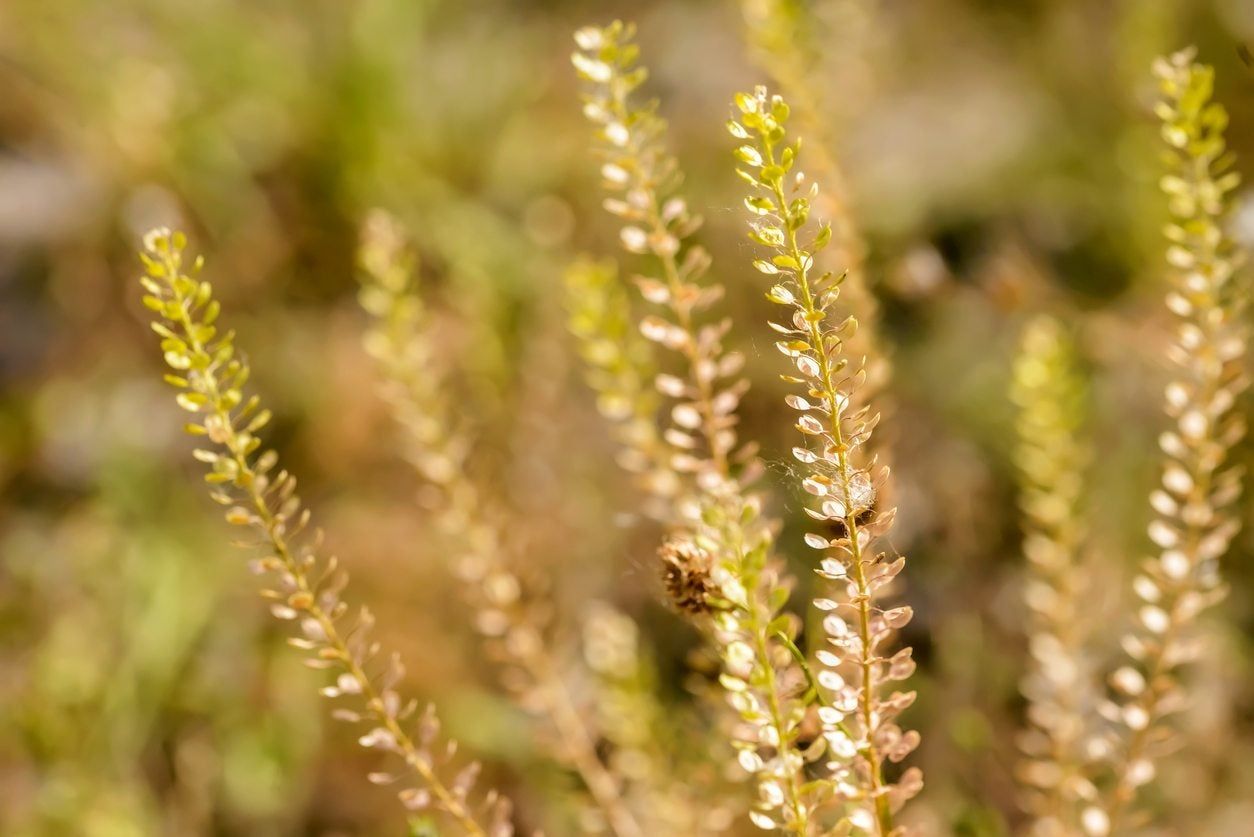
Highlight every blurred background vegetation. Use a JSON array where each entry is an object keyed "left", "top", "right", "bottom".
[{"left": 1, "top": 0, "right": 1253, "bottom": 834}]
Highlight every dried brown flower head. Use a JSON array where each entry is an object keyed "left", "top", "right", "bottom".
[{"left": 659, "top": 537, "right": 715, "bottom": 615}]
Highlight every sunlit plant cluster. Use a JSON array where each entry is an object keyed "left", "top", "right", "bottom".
[{"left": 119, "top": 13, "right": 1246, "bottom": 837}]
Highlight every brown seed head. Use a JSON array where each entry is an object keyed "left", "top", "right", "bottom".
[{"left": 659, "top": 537, "right": 715, "bottom": 615}]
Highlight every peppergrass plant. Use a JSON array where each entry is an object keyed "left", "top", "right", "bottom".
[
  {"left": 572, "top": 24, "right": 928, "bottom": 835},
  {"left": 357, "top": 211, "right": 644, "bottom": 837},
  {"left": 1010, "top": 316, "right": 1098, "bottom": 834},
  {"left": 1090, "top": 48, "right": 1248, "bottom": 835},
  {"left": 740, "top": 0, "right": 893, "bottom": 451},
  {"left": 1005, "top": 47, "right": 1249, "bottom": 837},
  {"left": 572, "top": 22, "right": 758, "bottom": 497},
  {"left": 138, "top": 229, "right": 513, "bottom": 836},
  {"left": 573, "top": 23, "right": 815, "bottom": 832},
  {"left": 119, "top": 18, "right": 1253, "bottom": 837},
  {"left": 731, "top": 86, "right": 922, "bottom": 833}
]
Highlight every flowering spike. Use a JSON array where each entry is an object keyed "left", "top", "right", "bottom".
[
  {"left": 139, "top": 228, "right": 510, "bottom": 836},
  {"left": 1011, "top": 315, "right": 1100, "bottom": 830},
  {"left": 1096, "top": 48, "right": 1248, "bottom": 833},
  {"left": 732, "top": 87, "right": 921, "bottom": 834},
  {"left": 358, "top": 211, "right": 643, "bottom": 837},
  {"left": 572, "top": 20, "right": 750, "bottom": 501},
  {"left": 574, "top": 27, "right": 809, "bottom": 832}
]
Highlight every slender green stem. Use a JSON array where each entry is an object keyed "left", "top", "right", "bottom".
[
  {"left": 776, "top": 630, "right": 857, "bottom": 743},
  {"left": 763, "top": 139, "right": 893, "bottom": 836},
  {"left": 726, "top": 518, "right": 809, "bottom": 833}
]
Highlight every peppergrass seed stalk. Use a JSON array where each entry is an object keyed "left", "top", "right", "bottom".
[
  {"left": 739, "top": 0, "right": 893, "bottom": 459},
  {"left": 564, "top": 257, "right": 677, "bottom": 512},
  {"left": 573, "top": 25, "right": 811, "bottom": 832},
  {"left": 1090, "top": 49, "right": 1248, "bottom": 836},
  {"left": 1010, "top": 316, "right": 1100, "bottom": 834},
  {"left": 357, "top": 212, "right": 644, "bottom": 837},
  {"left": 138, "top": 228, "right": 511, "bottom": 836},
  {"left": 693, "top": 491, "right": 811, "bottom": 834},
  {"left": 573, "top": 21, "right": 757, "bottom": 501},
  {"left": 731, "top": 86, "right": 922, "bottom": 835}
]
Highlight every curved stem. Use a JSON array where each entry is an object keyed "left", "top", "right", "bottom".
[{"left": 164, "top": 273, "right": 489, "bottom": 836}]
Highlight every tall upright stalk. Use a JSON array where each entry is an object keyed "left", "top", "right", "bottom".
[
  {"left": 573, "top": 23, "right": 811, "bottom": 832},
  {"left": 732, "top": 87, "right": 922, "bottom": 834},
  {"left": 1091, "top": 48, "right": 1248, "bottom": 836}
]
